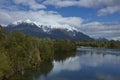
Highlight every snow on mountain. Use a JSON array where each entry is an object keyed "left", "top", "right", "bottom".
[
  {"left": 7, "top": 19, "right": 93, "bottom": 40},
  {"left": 10, "top": 19, "right": 78, "bottom": 32},
  {"left": 12, "top": 19, "right": 37, "bottom": 26},
  {"left": 12, "top": 20, "right": 22, "bottom": 25}
]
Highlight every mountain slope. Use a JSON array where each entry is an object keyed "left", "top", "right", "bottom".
[{"left": 6, "top": 20, "right": 93, "bottom": 40}]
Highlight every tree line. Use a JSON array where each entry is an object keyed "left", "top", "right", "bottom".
[{"left": 75, "top": 40, "right": 120, "bottom": 49}]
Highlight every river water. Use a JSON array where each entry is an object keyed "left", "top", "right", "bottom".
[{"left": 12, "top": 48, "right": 120, "bottom": 80}]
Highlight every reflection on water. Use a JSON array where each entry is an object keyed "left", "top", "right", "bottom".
[
  {"left": 11, "top": 48, "right": 120, "bottom": 80},
  {"left": 10, "top": 61, "right": 53, "bottom": 80}
]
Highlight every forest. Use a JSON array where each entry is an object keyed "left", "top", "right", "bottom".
[
  {"left": 75, "top": 40, "right": 120, "bottom": 49},
  {"left": 0, "top": 25, "right": 76, "bottom": 80}
]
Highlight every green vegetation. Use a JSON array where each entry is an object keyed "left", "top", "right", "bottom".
[
  {"left": 75, "top": 40, "right": 120, "bottom": 49},
  {"left": 0, "top": 25, "right": 76, "bottom": 80}
]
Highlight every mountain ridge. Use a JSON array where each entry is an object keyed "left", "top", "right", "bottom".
[{"left": 6, "top": 20, "right": 93, "bottom": 40}]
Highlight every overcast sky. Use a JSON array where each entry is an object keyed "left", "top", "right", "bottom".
[{"left": 0, "top": 0, "right": 120, "bottom": 40}]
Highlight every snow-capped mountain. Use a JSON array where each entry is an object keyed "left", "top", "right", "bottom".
[
  {"left": 9, "top": 19, "right": 78, "bottom": 32},
  {"left": 6, "top": 20, "right": 93, "bottom": 40}
]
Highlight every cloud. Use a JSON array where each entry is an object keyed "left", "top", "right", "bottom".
[
  {"left": 43, "top": 0, "right": 120, "bottom": 16},
  {"left": 98, "top": 5, "right": 120, "bottom": 16},
  {"left": 78, "top": 0, "right": 103, "bottom": 8},
  {"left": 96, "top": 73, "right": 120, "bottom": 80},
  {"left": 1, "top": 0, "right": 120, "bottom": 16},
  {"left": 0, "top": 0, "right": 46, "bottom": 10},
  {"left": 0, "top": 9, "right": 83, "bottom": 27},
  {"left": 43, "top": 0, "right": 120, "bottom": 8},
  {"left": 0, "top": 11, "right": 12, "bottom": 25},
  {"left": 12, "top": 0, "right": 46, "bottom": 10},
  {"left": 79, "top": 22, "right": 120, "bottom": 40},
  {"left": 43, "top": 0, "right": 102, "bottom": 8},
  {"left": 43, "top": 0, "right": 78, "bottom": 7}
]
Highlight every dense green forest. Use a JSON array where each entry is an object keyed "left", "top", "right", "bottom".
[{"left": 0, "top": 25, "right": 76, "bottom": 80}]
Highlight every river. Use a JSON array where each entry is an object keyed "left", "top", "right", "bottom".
[{"left": 11, "top": 48, "right": 120, "bottom": 80}]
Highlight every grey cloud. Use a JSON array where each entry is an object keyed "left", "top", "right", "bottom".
[
  {"left": 98, "top": 5, "right": 120, "bottom": 16},
  {"left": 12, "top": 0, "right": 46, "bottom": 10},
  {"left": 43, "top": 0, "right": 78, "bottom": 7},
  {"left": 79, "top": 22, "right": 120, "bottom": 40},
  {"left": 0, "top": 11, "right": 13, "bottom": 25}
]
